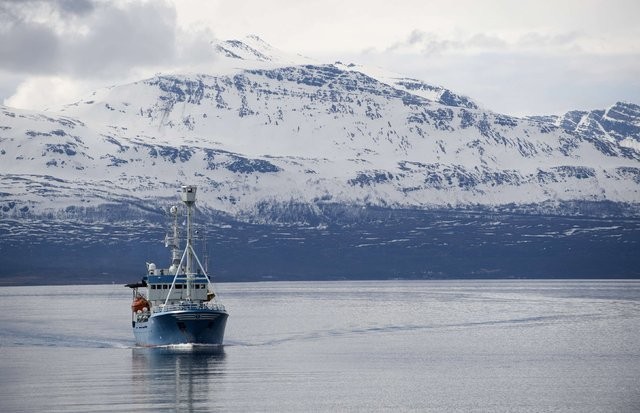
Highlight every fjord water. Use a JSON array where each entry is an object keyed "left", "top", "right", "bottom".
[{"left": 0, "top": 281, "right": 639, "bottom": 412}]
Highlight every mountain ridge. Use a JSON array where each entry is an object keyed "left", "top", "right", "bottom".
[{"left": 1, "top": 36, "right": 639, "bottom": 282}]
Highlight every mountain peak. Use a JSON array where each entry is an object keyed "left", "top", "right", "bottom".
[
  {"left": 215, "top": 39, "right": 270, "bottom": 61},
  {"left": 245, "top": 34, "right": 270, "bottom": 46},
  {"left": 213, "top": 35, "right": 312, "bottom": 66}
]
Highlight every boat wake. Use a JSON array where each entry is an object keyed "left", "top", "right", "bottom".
[
  {"left": 226, "top": 312, "right": 602, "bottom": 347},
  {"left": 152, "top": 343, "right": 223, "bottom": 350},
  {"left": 132, "top": 343, "right": 226, "bottom": 356},
  {"left": 3, "top": 335, "right": 133, "bottom": 349}
]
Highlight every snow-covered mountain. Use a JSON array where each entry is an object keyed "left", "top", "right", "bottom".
[
  {"left": 2, "top": 35, "right": 639, "bottom": 220},
  {"left": 1, "top": 35, "right": 639, "bottom": 282}
]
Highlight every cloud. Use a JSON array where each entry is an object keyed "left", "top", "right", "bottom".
[
  {"left": 3, "top": 75, "right": 92, "bottom": 110},
  {"left": 57, "top": 0, "right": 95, "bottom": 16},
  {"left": 381, "top": 28, "right": 634, "bottom": 57},
  {"left": 0, "top": 0, "right": 218, "bottom": 109},
  {"left": 385, "top": 30, "right": 509, "bottom": 56},
  {"left": 1, "top": 0, "right": 95, "bottom": 16},
  {"left": 0, "top": 3, "right": 59, "bottom": 72},
  {"left": 0, "top": 0, "right": 216, "bottom": 78},
  {"left": 344, "top": 27, "right": 640, "bottom": 116},
  {"left": 64, "top": 1, "right": 178, "bottom": 76}
]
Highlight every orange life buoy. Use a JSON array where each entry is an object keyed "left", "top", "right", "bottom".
[{"left": 131, "top": 296, "right": 150, "bottom": 312}]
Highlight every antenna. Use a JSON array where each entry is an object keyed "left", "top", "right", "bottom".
[
  {"left": 168, "top": 205, "right": 180, "bottom": 274},
  {"left": 202, "top": 226, "right": 209, "bottom": 275}
]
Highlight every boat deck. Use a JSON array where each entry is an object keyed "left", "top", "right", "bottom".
[{"left": 152, "top": 302, "right": 226, "bottom": 314}]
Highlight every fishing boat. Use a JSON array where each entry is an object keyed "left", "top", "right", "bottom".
[{"left": 126, "top": 185, "right": 228, "bottom": 346}]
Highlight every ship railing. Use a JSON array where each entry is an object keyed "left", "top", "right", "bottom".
[{"left": 153, "top": 302, "right": 226, "bottom": 314}]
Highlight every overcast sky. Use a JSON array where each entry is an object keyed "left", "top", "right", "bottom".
[{"left": 1, "top": 0, "right": 639, "bottom": 116}]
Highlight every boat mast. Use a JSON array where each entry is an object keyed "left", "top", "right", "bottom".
[
  {"left": 203, "top": 227, "right": 209, "bottom": 274},
  {"left": 162, "top": 184, "right": 217, "bottom": 308},
  {"left": 181, "top": 185, "right": 197, "bottom": 300},
  {"left": 167, "top": 205, "right": 180, "bottom": 275}
]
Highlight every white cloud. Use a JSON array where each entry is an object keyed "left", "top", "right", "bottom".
[
  {"left": 3, "top": 76, "right": 95, "bottom": 110},
  {"left": 0, "top": 0, "right": 218, "bottom": 77},
  {"left": 378, "top": 28, "right": 639, "bottom": 57},
  {"left": 0, "top": 0, "right": 220, "bottom": 108}
]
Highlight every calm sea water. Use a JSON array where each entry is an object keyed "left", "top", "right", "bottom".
[{"left": 0, "top": 280, "right": 639, "bottom": 412}]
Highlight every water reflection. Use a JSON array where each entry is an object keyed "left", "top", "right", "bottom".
[{"left": 131, "top": 346, "right": 227, "bottom": 411}]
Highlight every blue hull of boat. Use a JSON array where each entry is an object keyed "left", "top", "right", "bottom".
[{"left": 133, "top": 309, "right": 228, "bottom": 346}]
